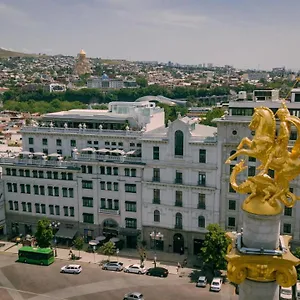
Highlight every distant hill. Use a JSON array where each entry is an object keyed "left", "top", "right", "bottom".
[{"left": 0, "top": 48, "right": 46, "bottom": 58}]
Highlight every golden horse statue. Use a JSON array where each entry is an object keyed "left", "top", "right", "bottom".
[{"left": 226, "top": 102, "right": 300, "bottom": 215}]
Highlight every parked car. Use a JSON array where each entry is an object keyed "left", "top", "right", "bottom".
[
  {"left": 60, "top": 264, "right": 82, "bottom": 274},
  {"left": 124, "top": 264, "right": 147, "bottom": 274},
  {"left": 102, "top": 261, "right": 123, "bottom": 271},
  {"left": 123, "top": 292, "right": 144, "bottom": 300},
  {"left": 196, "top": 276, "right": 207, "bottom": 287},
  {"left": 280, "top": 286, "right": 292, "bottom": 300},
  {"left": 146, "top": 267, "right": 168, "bottom": 278},
  {"left": 210, "top": 277, "right": 222, "bottom": 292}
]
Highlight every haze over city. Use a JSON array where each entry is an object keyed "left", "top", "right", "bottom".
[{"left": 1, "top": 0, "right": 300, "bottom": 69}]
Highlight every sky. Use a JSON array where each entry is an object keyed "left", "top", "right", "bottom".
[{"left": 0, "top": 0, "right": 300, "bottom": 70}]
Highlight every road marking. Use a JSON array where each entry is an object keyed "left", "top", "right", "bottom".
[{"left": 0, "top": 269, "right": 25, "bottom": 300}]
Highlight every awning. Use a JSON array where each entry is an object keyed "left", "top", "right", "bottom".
[
  {"left": 55, "top": 228, "right": 77, "bottom": 239},
  {"left": 95, "top": 236, "right": 106, "bottom": 242},
  {"left": 119, "top": 228, "right": 141, "bottom": 237},
  {"left": 81, "top": 147, "right": 95, "bottom": 152},
  {"left": 89, "top": 240, "right": 99, "bottom": 246},
  {"left": 110, "top": 237, "right": 120, "bottom": 243}
]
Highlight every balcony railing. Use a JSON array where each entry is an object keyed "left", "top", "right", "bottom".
[
  {"left": 76, "top": 154, "right": 143, "bottom": 164},
  {"left": 198, "top": 181, "right": 206, "bottom": 186},
  {"left": 175, "top": 201, "right": 183, "bottom": 207},
  {"left": 174, "top": 224, "right": 183, "bottom": 229},
  {"left": 152, "top": 177, "right": 160, "bottom": 182},
  {"left": 153, "top": 198, "right": 160, "bottom": 204},
  {"left": 99, "top": 208, "right": 120, "bottom": 215},
  {"left": 174, "top": 178, "right": 183, "bottom": 184},
  {"left": 197, "top": 204, "right": 206, "bottom": 209}
]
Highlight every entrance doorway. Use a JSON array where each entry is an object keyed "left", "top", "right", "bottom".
[
  {"left": 193, "top": 239, "right": 204, "bottom": 255},
  {"left": 173, "top": 233, "right": 184, "bottom": 254},
  {"left": 126, "top": 236, "right": 137, "bottom": 249}
]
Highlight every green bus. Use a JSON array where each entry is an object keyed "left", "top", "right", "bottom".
[{"left": 18, "top": 246, "right": 54, "bottom": 266}]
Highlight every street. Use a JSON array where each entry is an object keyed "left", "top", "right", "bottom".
[{"left": 0, "top": 253, "right": 238, "bottom": 300}]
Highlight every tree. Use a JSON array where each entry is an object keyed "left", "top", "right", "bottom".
[
  {"left": 201, "top": 108, "right": 224, "bottom": 127},
  {"left": 35, "top": 218, "right": 53, "bottom": 248},
  {"left": 98, "top": 241, "right": 116, "bottom": 260},
  {"left": 200, "top": 224, "right": 231, "bottom": 271},
  {"left": 73, "top": 236, "right": 84, "bottom": 258},
  {"left": 136, "top": 76, "right": 148, "bottom": 87}
]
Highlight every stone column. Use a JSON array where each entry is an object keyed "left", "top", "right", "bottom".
[{"left": 239, "top": 211, "right": 281, "bottom": 300}]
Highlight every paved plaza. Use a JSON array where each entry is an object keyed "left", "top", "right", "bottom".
[{"left": 0, "top": 252, "right": 238, "bottom": 300}]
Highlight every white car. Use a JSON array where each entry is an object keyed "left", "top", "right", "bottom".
[
  {"left": 210, "top": 277, "right": 222, "bottom": 292},
  {"left": 123, "top": 292, "right": 144, "bottom": 300},
  {"left": 102, "top": 261, "right": 123, "bottom": 271},
  {"left": 60, "top": 264, "right": 82, "bottom": 274},
  {"left": 124, "top": 264, "right": 147, "bottom": 275}
]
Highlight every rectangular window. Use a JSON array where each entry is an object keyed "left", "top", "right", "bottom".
[
  {"left": 107, "top": 199, "right": 113, "bottom": 209},
  {"left": 48, "top": 186, "right": 53, "bottom": 196},
  {"left": 55, "top": 205, "right": 60, "bottom": 215},
  {"left": 82, "top": 180, "right": 93, "bottom": 189},
  {"left": 100, "top": 181, "right": 106, "bottom": 190},
  {"left": 43, "top": 149, "right": 48, "bottom": 155},
  {"left": 49, "top": 205, "right": 54, "bottom": 215},
  {"left": 228, "top": 217, "right": 236, "bottom": 227},
  {"left": 25, "top": 170, "right": 30, "bottom": 177},
  {"left": 114, "top": 199, "right": 119, "bottom": 210},
  {"left": 87, "top": 166, "right": 93, "bottom": 174},
  {"left": 229, "top": 200, "right": 236, "bottom": 210},
  {"left": 83, "top": 213, "right": 94, "bottom": 224},
  {"left": 83, "top": 197, "right": 93, "bottom": 207},
  {"left": 106, "top": 167, "right": 112, "bottom": 175},
  {"left": 113, "top": 167, "right": 118, "bottom": 175},
  {"left": 125, "top": 201, "right": 137, "bottom": 212},
  {"left": 153, "top": 189, "right": 160, "bottom": 204},
  {"left": 14, "top": 201, "right": 19, "bottom": 211},
  {"left": 57, "top": 149, "right": 62, "bottom": 155},
  {"left": 198, "top": 193, "right": 206, "bottom": 209},
  {"left": 42, "top": 138, "right": 48, "bottom": 146},
  {"left": 29, "top": 137, "right": 34, "bottom": 145},
  {"left": 38, "top": 171, "right": 44, "bottom": 178},
  {"left": 29, "top": 148, "right": 34, "bottom": 153},
  {"left": 33, "top": 170, "right": 38, "bottom": 178},
  {"left": 8, "top": 200, "right": 13, "bottom": 210},
  {"left": 69, "top": 188, "right": 74, "bottom": 198},
  {"left": 34, "top": 185, "right": 39, "bottom": 195},
  {"left": 229, "top": 183, "right": 236, "bottom": 193},
  {"left": 175, "top": 171, "right": 183, "bottom": 184},
  {"left": 153, "top": 146, "right": 160, "bottom": 160},
  {"left": 54, "top": 187, "right": 59, "bottom": 197},
  {"left": 56, "top": 139, "right": 62, "bottom": 146},
  {"left": 100, "top": 198, "right": 106, "bottom": 209},
  {"left": 20, "top": 183, "right": 25, "bottom": 193},
  {"left": 46, "top": 171, "right": 52, "bottom": 179},
  {"left": 63, "top": 206, "right": 68, "bottom": 216},
  {"left": 153, "top": 168, "right": 160, "bottom": 182},
  {"left": 53, "top": 172, "right": 58, "bottom": 179},
  {"left": 125, "top": 184, "right": 136, "bottom": 193},
  {"left": 107, "top": 182, "right": 112, "bottom": 191},
  {"left": 248, "top": 166, "right": 256, "bottom": 177},
  {"left": 283, "top": 223, "right": 292, "bottom": 234},
  {"left": 13, "top": 183, "right": 17, "bottom": 193},
  {"left": 22, "top": 202, "right": 26, "bottom": 212},
  {"left": 198, "top": 173, "right": 206, "bottom": 186},
  {"left": 35, "top": 203, "right": 40, "bottom": 214},
  {"left": 67, "top": 173, "right": 73, "bottom": 180},
  {"left": 61, "top": 172, "right": 67, "bottom": 180},
  {"left": 12, "top": 169, "right": 16, "bottom": 176},
  {"left": 6, "top": 168, "right": 11, "bottom": 176},
  {"left": 125, "top": 218, "right": 137, "bottom": 229},
  {"left": 19, "top": 169, "right": 24, "bottom": 177},
  {"left": 40, "top": 185, "right": 45, "bottom": 195},
  {"left": 62, "top": 188, "right": 68, "bottom": 197},
  {"left": 175, "top": 190, "right": 183, "bottom": 207},
  {"left": 41, "top": 204, "right": 46, "bottom": 214},
  {"left": 230, "top": 165, "right": 234, "bottom": 174},
  {"left": 7, "top": 183, "right": 12, "bottom": 192},
  {"left": 70, "top": 140, "right": 76, "bottom": 147},
  {"left": 125, "top": 168, "right": 130, "bottom": 176},
  {"left": 26, "top": 184, "right": 31, "bottom": 194},
  {"left": 284, "top": 207, "right": 292, "bottom": 217},
  {"left": 131, "top": 169, "right": 136, "bottom": 177},
  {"left": 70, "top": 207, "right": 75, "bottom": 217},
  {"left": 113, "top": 182, "right": 119, "bottom": 191},
  {"left": 199, "top": 149, "right": 206, "bottom": 163},
  {"left": 100, "top": 166, "right": 105, "bottom": 174},
  {"left": 81, "top": 165, "right": 86, "bottom": 173},
  {"left": 27, "top": 202, "right": 32, "bottom": 212},
  {"left": 249, "top": 156, "right": 256, "bottom": 162}
]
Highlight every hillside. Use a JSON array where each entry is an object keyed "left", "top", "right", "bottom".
[{"left": 0, "top": 48, "right": 45, "bottom": 58}]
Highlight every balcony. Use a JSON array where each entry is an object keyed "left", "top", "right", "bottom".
[
  {"left": 152, "top": 198, "right": 160, "bottom": 204},
  {"left": 174, "top": 224, "right": 183, "bottom": 229},
  {"left": 174, "top": 178, "right": 183, "bottom": 184},
  {"left": 152, "top": 177, "right": 160, "bottom": 182},
  {"left": 198, "top": 181, "right": 206, "bottom": 187},
  {"left": 175, "top": 201, "right": 183, "bottom": 207},
  {"left": 99, "top": 208, "right": 120, "bottom": 215},
  {"left": 197, "top": 204, "right": 206, "bottom": 210}
]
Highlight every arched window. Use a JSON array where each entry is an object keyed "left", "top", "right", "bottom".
[
  {"left": 230, "top": 150, "right": 237, "bottom": 161},
  {"left": 175, "top": 212, "right": 183, "bottom": 229},
  {"left": 198, "top": 216, "right": 206, "bottom": 228},
  {"left": 174, "top": 130, "right": 184, "bottom": 156},
  {"left": 154, "top": 210, "right": 160, "bottom": 222}
]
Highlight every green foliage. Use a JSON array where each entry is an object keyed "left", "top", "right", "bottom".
[
  {"left": 156, "top": 103, "right": 188, "bottom": 124},
  {"left": 135, "top": 76, "right": 148, "bottom": 87},
  {"left": 35, "top": 218, "right": 53, "bottom": 248},
  {"left": 73, "top": 236, "right": 84, "bottom": 257},
  {"left": 201, "top": 108, "right": 224, "bottom": 127},
  {"left": 98, "top": 241, "right": 116, "bottom": 260},
  {"left": 293, "top": 248, "right": 300, "bottom": 280},
  {"left": 200, "top": 224, "right": 231, "bottom": 271}
]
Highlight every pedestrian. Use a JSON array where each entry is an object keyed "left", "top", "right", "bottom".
[{"left": 176, "top": 262, "right": 181, "bottom": 273}]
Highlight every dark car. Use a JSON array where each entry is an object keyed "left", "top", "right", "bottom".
[{"left": 146, "top": 267, "right": 168, "bottom": 278}]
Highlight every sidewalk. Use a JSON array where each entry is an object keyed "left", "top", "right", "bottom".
[{"left": 0, "top": 241, "right": 195, "bottom": 276}]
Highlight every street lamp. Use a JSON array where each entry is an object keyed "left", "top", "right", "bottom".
[
  {"left": 49, "top": 221, "right": 60, "bottom": 257},
  {"left": 150, "top": 230, "right": 164, "bottom": 268}
]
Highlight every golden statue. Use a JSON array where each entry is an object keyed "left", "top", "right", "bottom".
[{"left": 226, "top": 102, "right": 300, "bottom": 215}]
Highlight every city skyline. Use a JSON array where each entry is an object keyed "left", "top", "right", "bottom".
[{"left": 0, "top": 0, "right": 299, "bottom": 69}]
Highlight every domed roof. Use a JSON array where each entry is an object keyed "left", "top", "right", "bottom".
[{"left": 79, "top": 49, "right": 86, "bottom": 55}]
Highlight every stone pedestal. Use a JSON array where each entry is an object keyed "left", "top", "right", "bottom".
[
  {"left": 240, "top": 279, "right": 279, "bottom": 300},
  {"left": 242, "top": 211, "right": 281, "bottom": 249}
]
